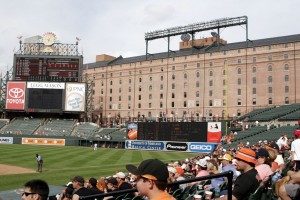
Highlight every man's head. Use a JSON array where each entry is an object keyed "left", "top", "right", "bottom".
[
  {"left": 126, "top": 159, "right": 169, "bottom": 195},
  {"left": 218, "top": 153, "right": 232, "bottom": 166},
  {"left": 87, "top": 178, "right": 97, "bottom": 187},
  {"left": 107, "top": 178, "right": 118, "bottom": 190},
  {"left": 22, "top": 179, "right": 49, "bottom": 200},
  {"left": 235, "top": 148, "right": 257, "bottom": 172},
  {"left": 71, "top": 176, "right": 85, "bottom": 189},
  {"left": 114, "top": 172, "right": 126, "bottom": 183}
]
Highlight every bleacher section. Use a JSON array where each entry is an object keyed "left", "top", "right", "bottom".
[
  {"left": 239, "top": 107, "right": 275, "bottom": 121},
  {"left": 1, "top": 117, "right": 43, "bottom": 135},
  {"left": 248, "top": 103, "right": 300, "bottom": 122},
  {"left": 73, "top": 122, "right": 100, "bottom": 139},
  {"left": 278, "top": 110, "right": 300, "bottom": 121},
  {"left": 109, "top": 128, "right": 127, "bottom": 141},
  {"left": 41, "top": 119, "right": 76, "bottom": 136}
]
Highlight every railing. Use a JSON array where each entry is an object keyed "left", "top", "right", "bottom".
[{"left": 79, "top": 171, "right": 234, "bottom": 200}]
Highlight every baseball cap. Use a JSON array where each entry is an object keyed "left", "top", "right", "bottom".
[
  {"left": 72, "top": 176, "right": 84, "bottom": 185},
  {"left": 256, "top": 148, "right": 269, "bottom": 158},
  {"left": 294, "top": 129, "right": 300, "bottom": 137},
  {"left": 197, "top": 159, "right": 207, "bottom": 168},
  {"left": 268, "top": 142, "right": 279, "bottom": 152},
  {"left": 176, "top": 167, "right": 184, "bottom": 175},
  {"left": 235, "top": 148, "right": 257, "bottom": 165},
  {"left": 168, "top": 166, "right": 177, "bottom": 174},
  {"left": 218, "top": 153, "right": 232, "bottom": 161},
  {"left": 126, "top": 159, "right": 168, "bottom": 181},
  {"left": 87, "top": 178, "right": 97, "bottom": 186},
  {"left": 107, "top": 178, "right": 118, "bottom": 186},
  {"left": 114, "top": 172, "right": 126, "bottom": 179}
]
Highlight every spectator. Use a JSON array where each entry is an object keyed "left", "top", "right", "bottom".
[
  {"left": 71, "top": 176, "right": 91, "bottom": 200},
  {"left": 195, "top": 159, "right": 209, "bottom": 178},
  {"left": 269, "top": 142, "right": 285, "bottom": 171},
  {"left": 22, "top": 179, "right": 49, "bottom": 200},
  {"left": 105, "top": 178, "right": 119, "bottom": 200},
  {"left": 217, "top": 148, "right": 259, "bottom": 200},
  {"left": 291, "top": 129, "right": 300, "bottom": 171},
  {"left": 175, "top": 167, "right": 187, "bottom": 189},
  {"left": 96, "top": 177, "right": 107, "bottom": 193},
  {"left": 255, "top": 148, "right": 273, "bottom": 181},
  {"left": 219, "top": 153, "right": 238, "bottom": 180},
  {"left": 114, "top": 172, "right": 132, "bottom": 190},
  {"left": 278, "top": 170, "right": 300, "bottom": 200},
  {"left": 126, "top": 159, "right": 175, "bottom": 200},
  {"left": 167, "top": 166, "right": 178, "bottom": 193},
  {"left": 86, "top": 178, "right": 103, "bottom": 199}
]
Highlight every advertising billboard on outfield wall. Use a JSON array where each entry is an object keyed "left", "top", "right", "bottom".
[
  {"left": 6, "top": 81, "right": 26, "bottom": 110},
  {"left": 22, "top": 138, "right": 65, "bottom": 146},
  {"left": 64, "top": 83, "right": 86, "bottom": 112}
]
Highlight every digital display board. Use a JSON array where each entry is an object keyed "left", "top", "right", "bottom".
[
  {"left": 136, "top": 122, "right": 208, "bottom": 142},
  {"left": 14, "top": 55, "right": 82, "bottom": 82}
]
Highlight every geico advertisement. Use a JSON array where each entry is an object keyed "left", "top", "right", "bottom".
[
  {"left": 65, "top": 83, "right": 85, "bottom": 112},
  {"left": 188, "top": 142, "right": 217, "bottom": 153},
  {"left": 6, "top": 81, "right": 26, "bottom": 110},
  {"left": 22, "top": 138, "right": 65, "bottom": 146}
]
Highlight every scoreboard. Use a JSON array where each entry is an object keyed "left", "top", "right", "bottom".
[
  {"left": 136, "top": 122, "right": 208, "bottom": 142},
  {"left": 13, "top": 55, "right": 82, "bottom": 82}
]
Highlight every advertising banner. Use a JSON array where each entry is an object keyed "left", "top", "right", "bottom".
[
  {"left": 22, "top": 138, "right": 65, "bottom": 146},
  {"left": 165, "top": 142, "right": 188, "bottom": 151},
  {"left": 64, "top": 83, "right": 85, "bottom": 112},
  {"left": 0, "top": 137, "right": 13, "bottom": 144},
  {"left": 6, "top": 81, "right": 26, "bottom": 110},
  {"left": 127, "top": 123, "right": 138, "bottom": 140},
  {"left": 125, "top": 140, "right": 165, "bottom": 150},
  {"left": 27, "top": 82, "right": 65, "bottom": 89},
  {"left": 207, "top": 122, "right": 222, "bottom": 143},
  {"left": 189, "top": 142, "right": 217, "bottom": 153}
]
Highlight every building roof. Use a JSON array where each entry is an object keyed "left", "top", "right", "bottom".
[{"left": 83, "top": 34, "right": 300, "bottom": 69}]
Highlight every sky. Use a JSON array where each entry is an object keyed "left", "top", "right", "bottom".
[{"left": 0, "top": 0, "right": 300, "bottom": 75}]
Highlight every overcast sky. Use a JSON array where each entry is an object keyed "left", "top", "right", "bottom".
[{"left": 0, "top": 0, "right": 299, "bottom": 75}]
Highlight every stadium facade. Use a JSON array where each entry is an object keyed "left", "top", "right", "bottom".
[{"left": 83, "top": 34, "right": 300, "bottom": 123}]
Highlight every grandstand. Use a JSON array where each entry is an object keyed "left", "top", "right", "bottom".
[
  {"left": 1, "top": 117, "right": 43, "bottom": 135},
  {"left": 40, "top": 118, "right": 76, "bottom": 136},
  {"left": 247, "top": 104, "right": 300, "bottom": 122}
]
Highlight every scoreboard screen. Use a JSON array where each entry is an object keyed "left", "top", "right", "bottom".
[
  {"left": 14, "top": 55, "right": 82, "bottom": 82},
  {"left": 136, "top": 122, "right": 208, "bottom": 142},
  {"left": 27, "top": 88, "right": 63, "bottom": 110}
]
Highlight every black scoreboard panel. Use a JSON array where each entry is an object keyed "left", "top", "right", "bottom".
[
  {"left": 14, "top": 56, "right": 81, "bottom": 82},
  {"left": 137, "top": 122, "right": 207, "bottom": 142},
  {"left": 27, "top": 89, "right": 63, "bottom": 112}
]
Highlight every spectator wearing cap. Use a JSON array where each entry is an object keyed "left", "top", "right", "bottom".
[
  {"left": 105, "top": 178, "right": 119, "bottom": 200},
  {"left": 175, "top": 167, "right": 187, "bottom": 190},
  {"left": 291, "top": 129, "right": 300, "bottom": 171},
  {"left": 86, "top": 178, "right": 103, "bottom": 200},
  {"left": 219, "top": 153, "right": 238, "bottom": 180},
  {"left": 167, "top": 166, "right": 178, "bottom": 193},
  {"left": 126, "top": 159, "right": 175, "bottom": 200},
  {"left": 114, "top": 172, "right": 133, "bottom": 191},
  {"left": 71, "top": 176, "right": 91, "bottom": 200},
  {"left": 217, "top": 148, "right": 259, "bottom": 200},
  {"left": 195, "top": 159, "right": 209, "bottom": 178},
  {"left": 255, "top": 148, "right": 273, "bottom": 181}
]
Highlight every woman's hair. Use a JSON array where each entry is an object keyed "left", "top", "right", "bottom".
[{"left": 267, "top": 149, "right": 277, "bottom": 161}]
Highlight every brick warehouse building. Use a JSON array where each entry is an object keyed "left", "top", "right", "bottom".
[{"left": 83, "top": 34, "right": 300, "bottom": 123}]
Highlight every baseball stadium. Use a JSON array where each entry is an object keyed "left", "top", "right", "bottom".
[{"left": 0, "top": 16, "right": 299, "bottom": 200}]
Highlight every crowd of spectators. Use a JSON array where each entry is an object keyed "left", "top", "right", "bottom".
[{"left": 20, "top": 127, "right": 300, "bottom": 200}]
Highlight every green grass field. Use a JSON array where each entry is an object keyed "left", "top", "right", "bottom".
[{"left": 0, "top": 144, "right": 199, "bottom": 191}]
